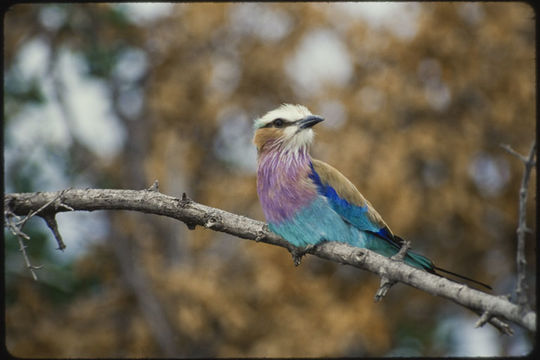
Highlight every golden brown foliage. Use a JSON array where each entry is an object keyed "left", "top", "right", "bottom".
[{"left": 5, "top": 3, "right": 535, "bottom": 357}]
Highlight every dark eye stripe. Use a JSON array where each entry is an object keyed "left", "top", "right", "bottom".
[{"left": 263, "top": 118, "right": 293, "bottom": 128}]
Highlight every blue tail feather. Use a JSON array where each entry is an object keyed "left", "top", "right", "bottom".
[{"left": 364, "top": 232, "right": 491, "bottom": 290}]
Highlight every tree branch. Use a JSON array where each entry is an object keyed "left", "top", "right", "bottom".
[
  {"left": 501, "top": 140, "right": 537, "bottom": 310},
  {"left": 4, "top": 188, "right": 536, "bottom": 333}
]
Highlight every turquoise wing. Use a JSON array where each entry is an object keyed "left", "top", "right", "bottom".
[
  {"left": 268, "top": 196, "right": 368, "bottom": 248},
  {"left": 309, "top": 159, "right": 395, "bottom": 240},
  {"left": 309, "top": 159, "right": 434, "bottom": 271}
]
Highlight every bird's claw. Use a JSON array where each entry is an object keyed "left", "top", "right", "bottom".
[{"left": 289, "top": 244, "right": 315, "bottom": 266}]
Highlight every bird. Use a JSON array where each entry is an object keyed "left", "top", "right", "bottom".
[{"left": 253, "top": 103, "right": 491, "bottom": 290}]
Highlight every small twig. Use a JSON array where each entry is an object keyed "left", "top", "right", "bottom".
[
  {"left": 500, "top": 144, "right": 529, "bottom": 163},
  {"left": 501, "top": 140, "right": 536, "bottom": 310},
  {"left": 475, "top": 310, "right": 493, "bottom": 328},
  {"left": 374, "top": 240, "right": 411, "bottom": 302},
  {"left": 16, "top": 236, "right": 43, "bottom": 281},
  {"left": 41, "top": 213, "right": 66, "bottom": 251},
  {"left": 488, "top": 317, "right": 514, "bottom": 336},
  {"left": 181, "top": 192, "right": 191, "bottom": 204},
  {"left": 147, "top": 180, "right": 160, "bottom": 192},
  {"left": 5, "top": 215, "right": 42, "bottom": 281},
  {"left": 473, "top": 308, "right": 514, "bottom": 335},
  {"left": 391, "top": 240, "right": 411, "bottom": 262},
  {"left": 57, "top": 202, "right": 74, "bottom": 212}
]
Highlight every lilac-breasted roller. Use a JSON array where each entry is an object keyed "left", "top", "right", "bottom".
[{"left": 254, "top": 104, "right": 490, "bottom": 290}]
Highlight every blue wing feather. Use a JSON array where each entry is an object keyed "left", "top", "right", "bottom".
[
  {"left": 309, "top": 161, "right": 414, "bottom": 250},
  {"left": 309, "top": 162, "right": 386, "bottom": 235},
  {"left": 308, "top": 160, "right": 435, "bottom": 271}
]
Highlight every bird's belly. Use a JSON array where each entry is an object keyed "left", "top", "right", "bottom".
[{"left": 268, "top": 196, "right": 367, "bottom": 248}]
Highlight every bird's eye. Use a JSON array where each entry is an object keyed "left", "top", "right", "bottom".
[{"left": 273, "top": 118, "right": 285, "bottom": 128}]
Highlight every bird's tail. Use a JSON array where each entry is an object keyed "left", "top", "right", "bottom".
[
  {"left": 366, "top": 233, "right": 492, "bottom": 290},
  {"left": 432, "top": 265, "right": 492, "bottom": 290},
  {"left": 405, "top": 250, "right": 492, "bottom": 291},
  {"left": 404, "top": 250, "right": 434, "bottom": 273}
]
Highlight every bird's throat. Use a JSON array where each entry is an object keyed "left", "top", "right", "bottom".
[{"left": 256, "top": 148, "right": 318, "bottom": 224}]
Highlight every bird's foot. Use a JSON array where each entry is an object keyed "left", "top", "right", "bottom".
[
  {"left": 289, "top": 244, "right": 315, "bottom": 266},
  {"left": 375, "top": 240, "right": 411, "bottom": 302},
  {"left": 289, "top": 240, "right": 329, "bottom": 266}
]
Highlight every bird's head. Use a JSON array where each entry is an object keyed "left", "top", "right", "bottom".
[{"left": 253, "top": 104, "right": 324, "bottom": 154}]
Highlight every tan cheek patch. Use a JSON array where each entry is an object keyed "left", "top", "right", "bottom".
[{"left": 253, "top": 128, "right": 282, "bottom": 151}]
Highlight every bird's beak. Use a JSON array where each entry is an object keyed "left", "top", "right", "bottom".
[{"left": 298, "top": 115, "right": 324, "bottom": 129}]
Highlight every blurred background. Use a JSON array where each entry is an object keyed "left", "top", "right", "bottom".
[{"left": 4, "top": 2, "right": 536, "bottom": 357}]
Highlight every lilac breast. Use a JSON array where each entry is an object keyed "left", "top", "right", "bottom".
[{"left": 256, "top": 148, "right": 318, "bottom": 224}]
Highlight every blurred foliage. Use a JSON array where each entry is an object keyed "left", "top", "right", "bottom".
[{"left": 4, "top": 2, "right": 535, "bottom": 357}]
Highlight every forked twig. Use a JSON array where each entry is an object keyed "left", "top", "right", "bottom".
[{"left": 4, "top": 189, "right": 73, "bottom": 278}]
